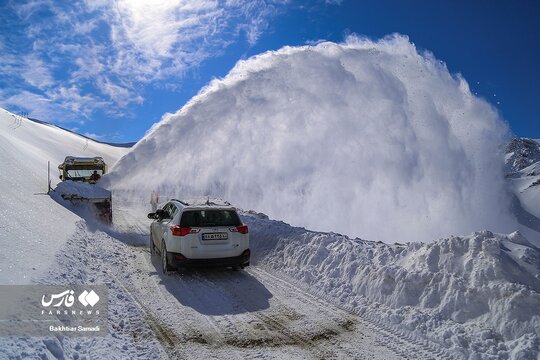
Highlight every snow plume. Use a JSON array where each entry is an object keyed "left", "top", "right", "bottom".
[{"left": 106, "top": 35, "right": 516, "bottom": 243}]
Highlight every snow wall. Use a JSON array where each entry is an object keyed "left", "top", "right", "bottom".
[{"left": 106, "top": 35, "right": 516, "bottom": 243}]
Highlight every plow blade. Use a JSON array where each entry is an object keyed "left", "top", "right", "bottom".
[{"left": 55, "top": 181, "right": 113, "bottom": 224}]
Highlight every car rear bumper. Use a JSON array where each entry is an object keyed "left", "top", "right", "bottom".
[{"left": 167, "top": 249, "right": 250, "bottom": 268}]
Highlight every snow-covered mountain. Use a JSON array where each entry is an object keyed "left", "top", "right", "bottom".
[
  {"left": 505, "top": 138, "right": 540, "bottom": 241},
  {"left": 505, "top": 138, "right": 540, "bottom": 176},
  {"left": 0, "top": 108, "right": 129, "bottom": 284}
]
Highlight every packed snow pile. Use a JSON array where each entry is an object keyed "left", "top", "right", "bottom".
[
  {"left": 244, "top": 213, "right": 540, "bottom": 358},
  {"left": 106, "top": 34, "right": 516, "bottom": 243}
]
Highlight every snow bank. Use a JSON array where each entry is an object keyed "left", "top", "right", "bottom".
[
  {"left": 106, "top": 35, "right": 515, "bottom": 243},
  {"left": 244, "top": 213, "right": 540, "bottom": 358}
]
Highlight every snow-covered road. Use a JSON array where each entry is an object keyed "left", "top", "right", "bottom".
[
  {"left": 121, "top": 248, "right": 400, "bottom": 359},
  {"left": 14, "top": 198, "right": 450, "bottom": 360}
]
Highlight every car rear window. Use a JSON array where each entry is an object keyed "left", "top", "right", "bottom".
[{"left": 180, "top": 210, "right": 241, "bottom": 227}]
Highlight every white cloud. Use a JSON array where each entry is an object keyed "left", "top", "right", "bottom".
[
  {"left": 21, "top": 56, "right": 55, "bottom": 89},
  {"left": 12, "top": 0, "right": 52, "bottom": 20},
  {"left": 0, "top": 90, "right": 58, "bottom": 121},
  {"left": 0, "top": 85, "right": 109, "bottom": 124},
  {"left": 111, "top": 0, "right": 220, "bottom": 58},
  {"left": 48, "top": 86, "right": 103, "bottom": 114},
  {"left": 71, "top": 48, "right": 105, "bottom": 81},
  {"left": 106, "top": 35, "right": 516, "bottom": 243},
  {"left": 73, "top": 18, "right": 98, "bottom": 35},
  {"left": 0, "top": 53, "right": 19, "bottom": 79},
  {"left": 96, "top": 79, "right": 144, "bottom": 108},
  {"left": 97, "top": 0, "right": 285, "bottom": 80},
  {"left": 2, "top": 0, "right": 287, "bottom": 123}
]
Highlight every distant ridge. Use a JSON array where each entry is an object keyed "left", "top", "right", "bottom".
[{"left": 22, "top": 113, "right": 136, "bottom": 148}]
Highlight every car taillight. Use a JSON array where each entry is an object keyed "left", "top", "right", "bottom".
[
  {"left": 231, "top": 224, "right": 248, "bottom": 234},
  {"left": 238, "top": 225, "right": 249, "bottom": 234},
  {"left": 170, "top": 226, "right": 192, "bottom": 236}
]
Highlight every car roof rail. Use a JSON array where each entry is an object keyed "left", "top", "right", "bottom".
[
  {"left": 171, "top": 197, "right": 232, "bottom": 207},
  {"left": 170, "top": 199, "right": 190, "bottom": 206},
  {"left": 204, "top": 198, "right": 231, "bottom": 206}
]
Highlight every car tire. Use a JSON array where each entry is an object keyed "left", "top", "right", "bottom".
[
  {"left": 150, "top": 231, "right": 157, "bottom": 255},
  {"left": 161, "top": 240, "right": 173, "bottom": 274}
]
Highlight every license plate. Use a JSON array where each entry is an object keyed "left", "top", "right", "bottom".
[{"left": 202, "top": 232, "right": 228, "bottom": 240}]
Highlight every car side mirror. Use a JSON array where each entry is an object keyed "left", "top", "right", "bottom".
[
  {"left": 147, "top": 213, "right": 156, "bottom": 219},
  {"left": 154, "top": 209, "right": 166, "bottom": 220}
]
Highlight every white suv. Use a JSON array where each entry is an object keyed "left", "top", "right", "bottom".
[{"left": 148, "top": 199, "right": 250, "bottom": 273}]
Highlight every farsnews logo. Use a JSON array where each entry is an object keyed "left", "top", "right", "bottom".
[
  {"left": 41, "top": 289, "right": 100, "bottom": 308},
  {"left": 78, "top": 290, "right": 100, "bottom": 307},
  {"left": 0, "top": 285, "right": 107, "bottom": 336}
]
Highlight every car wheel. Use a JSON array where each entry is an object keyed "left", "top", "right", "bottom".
[
  {"left": 150, "top": 231, "right": 156, "bottom": 255},
  {"left": 161, "top": 240, "right": 173, "bottom": 274}
]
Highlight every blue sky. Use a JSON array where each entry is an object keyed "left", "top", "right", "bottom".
[{"left": 0, "top": 0, "right": 539, "bottom": 142}]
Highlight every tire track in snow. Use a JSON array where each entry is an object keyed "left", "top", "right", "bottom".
[
  {"left": 189, "top": 271, "right": 332, "bottom": 356},
  {"left": 251, "top": 267, "right": 456, "bottom": 360},
  {"left": 109, "top": 271, "right": 182, "bottom": 354},
  {"left": 122, "top": 245, "right": 398, "bottom": 359},
  {"left": 190, "top": 268, "right": 389, "bottom": 359},
  {"left": 118, "top": 246, "right": 225, "bottom": 354}
]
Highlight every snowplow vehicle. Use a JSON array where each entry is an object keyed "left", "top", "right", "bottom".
[
  {"left": 55, "top": 156, "right": 112, "bottom": 223},
  {"left": 58, "top": 156, "right": 107, "bottom": 183}
]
